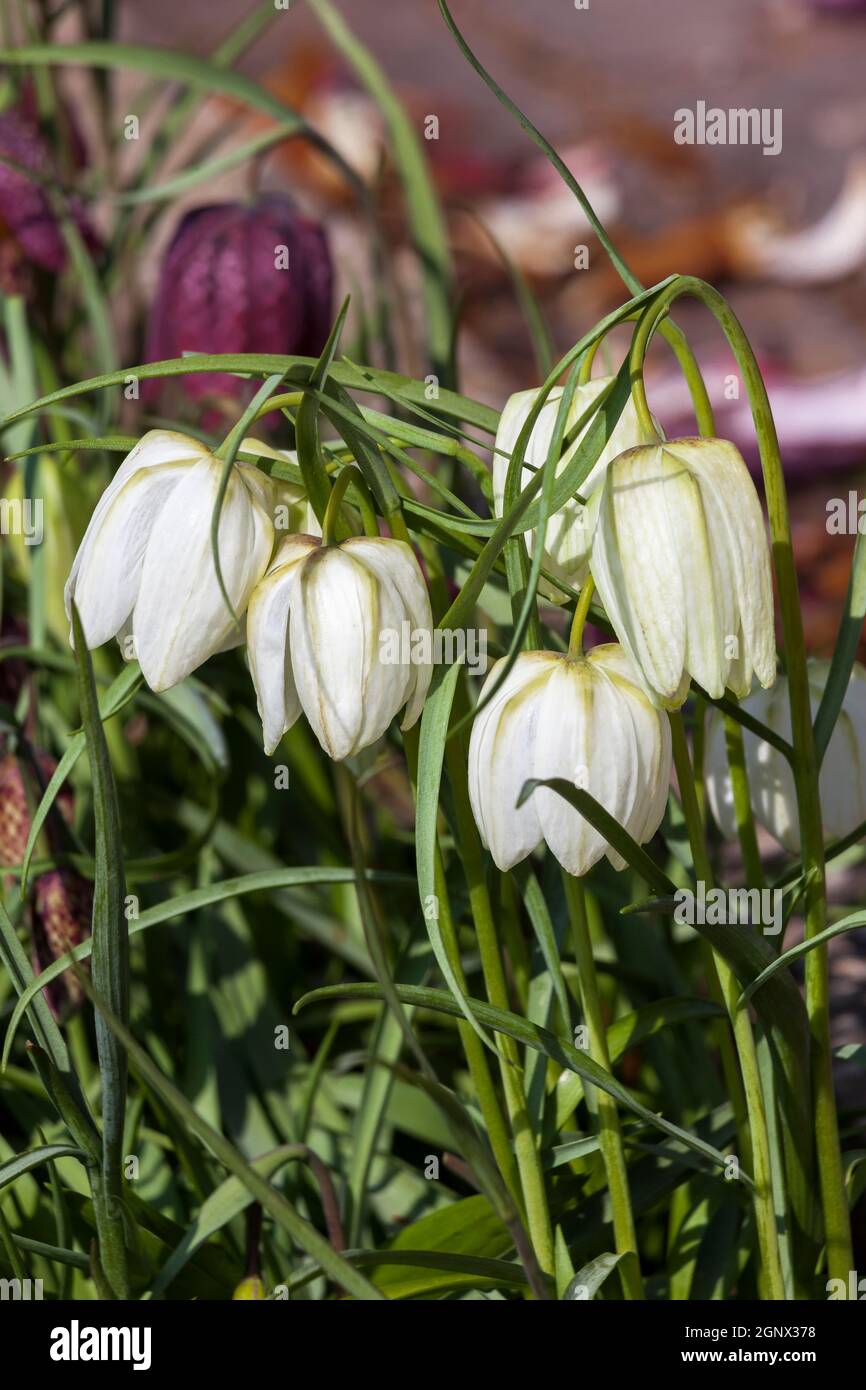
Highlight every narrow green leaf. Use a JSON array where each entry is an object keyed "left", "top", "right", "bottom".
[
  {"left": 294, "top": 982, "right": 746, "bottom": 1181},
  {"left": 295, "top": 299, "right": 351, "bottom": 525},
  {"left": 415, "top": 663, "right": 493, "bottom": 1049},
  {"left": 19, "top": 662, "right": 143, "bottom": 895},
  {"left": 71, "top": 602, "right": 129, "bottom": 1298},
  {"left": 3, "top": 867, "right": 409, "bottom": 1068},
  {"left": 518, "top": 777, "right": 676, "bottom": 897},
  {"left": 113, "top": 123, "right": 301, "bottom": 206},
  {"left": 563, "top": 1251, "right": 623, "bottom": 1300},
  {"left": 0, "top": 1145, "right": 86, "bottom": 1194},
  {"left": 71, "top": 965, "right": 385, "bottom": 1300},
  {"left": 212, "top": 372, "right": 287, "bottom": 622},
  {"left": 738, "top": 907, "right": 866, "bottom": 1010},
  {"left": 0, "top": 354, "right": 499, "bottom": 433},
  {"left": 813, "top": 531, "right": 866, "bottom": 765}
]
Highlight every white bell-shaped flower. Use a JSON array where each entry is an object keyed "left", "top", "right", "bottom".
[
  {"left": 587, "top": 436, "right": 777, "bottom": 707},
  {"left": 704, "top": 660, "right": 866, "bottom": 853},
  {"left": 247, "top": 535, "right": 434, "bottom": 760},
  {"left": 468, "top": 644, "right": 671, "bottom": 875},
  {"left": 65, "top": 430, "right": 275, "bottom": 692},
  {"left": 492, "top": 377, "right": 660, "bottom": 598}
]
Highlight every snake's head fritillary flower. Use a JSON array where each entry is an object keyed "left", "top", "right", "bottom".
[
  {"left": 247, "top": 535, "right": 434, "bottom": 760},
  {"left": 143, "top": 198, "right": 333, "bottom": 415},
  {"left": 492, "top": 376, "right": 661, "bottom": 599},
  {"left": 0, "top": 106, "right": 97, "bottom": 292},
  {"left": 65, "top": 430, "right": 275, "bottom": 692},
  {"left": 587, "top": 437, "right": 777, "bottom": 707},
  {"left": 0, "top": 746, "right": 91, "bottom": 1018},
  {"left": 468, "top": 644, "right": 671, "bottom": 875},
  {"left": 704, "top": 660, "right": 866, "bottom": 854}
]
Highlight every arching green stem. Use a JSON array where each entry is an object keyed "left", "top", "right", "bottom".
[
  {"left": 321, "top": 467, "right": 356, "bottom": 546},
  {"left": 568, "top": 576, "right": 595, "bottom": 658},
  {"left": 670, "top": 712, "right": 786, "bottom": 1300},
  {"left": 563, "top": 874, "right": 643, "bottom": 1299},
  {"left": 632, "top": 275, "right": 851, "bottom": 1283}
]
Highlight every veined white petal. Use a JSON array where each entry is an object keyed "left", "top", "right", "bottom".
[
  {"left": 589, "top": 645, "right": 672, "bottom": 852},
  {"left": 341, "top": 537, "right": 435, "bottom": 733},
  {"left": 492, "top": 379, "right": 661, "bottom": 597},
  {"left": 467, "top": 653, "right": 554, "bottom": 870},
  {"left": 133, "top": 453, "right": 274, "bottom": 691},
  {"left": 590, "top": 435, "right": 777, "bottom": 709},
  {"left": 670, "top": 438, "right": 776, "bottom": 694},
  {"left": 590, "top": 446, "right": 693, "bottom": 705},
  {"left": 247, "top": 537, "right": 319, "bottom": 755},
  {"left": 290, "top": 547, "right": 381, "bottom": 760},
  {"left": 67, "top": 459, "right": 189, "bottom": 650},
  {"left": 533, "top": 660, "right": 612, "bottom": 875},
  {"left": 65, "top": 430, "right": 209, "bottom": 649}
]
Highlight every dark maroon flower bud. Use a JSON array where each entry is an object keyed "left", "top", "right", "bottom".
[
  {"left": 0, "top": 106, "right": 98, "bottom": 293},
  {"left": 0, "top": 107, "right": 67, "bottom": 274},
  {"left": 0, "top": 745, "right": 91, "bottom": 1019},
  {"left": 143, "top": 197, "right": 334, "bottom": 414},
  {"left": 32, "top": 868, "right": 91, "bottom": 1015}
]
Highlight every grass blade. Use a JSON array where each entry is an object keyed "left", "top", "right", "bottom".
[{"left": 70, "top": 600, "right": 129, "bottom": 1298}]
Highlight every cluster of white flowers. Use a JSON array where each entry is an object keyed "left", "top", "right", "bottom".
[
  {"left": 65, "top": 429, "right": 433, "bottom": 764},
  {"left": 65, "top": 396, "right": 866, "bottom": 873}
]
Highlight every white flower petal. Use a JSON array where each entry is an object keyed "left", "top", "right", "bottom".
[
  {"left": 247, "top": 537, "right": 319, "bottom": 754},
  {"left": 467, "top": 653, "right": 554, "bottom": 870},
  {"left": 65, "top": 430, "right": 210, "bottom": 649},
  {"left": 133, "top": 453, "right": 274, "bottom": 691},
  {"left": 340, "top": 537, "right": 435, "bottom": 733},
  {"left": 492, "top": 379, "right": 661, "bottom": 597}
]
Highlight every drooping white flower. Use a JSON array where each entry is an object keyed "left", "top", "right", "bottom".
[
  {"left": 247, "top": 535, "right": 434, "bottom": 760},
  {"left": 587, "top": 437, "right": 776, "bottom": 708},
  {"left": 704, "top": 660, "right": 866, "bottom": 853},
  {"left": 492, "top": 376, "right": 660, "bottom": 597},
  {"left": 468, "top": 644, "right": 671, "bottom": 875},
  {"left": 65, "top": 430, "right": 275, "bottom": 692}
]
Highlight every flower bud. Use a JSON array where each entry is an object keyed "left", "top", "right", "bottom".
[
  {"left": 144, "top": 198, "right": 333, "bottom": 414},
  {"left": 704, "top": 660, "right": 866, "bottom": 853},
  {"left": 0, "top": 747, "right": 90, "bottom": 1017},
  {"left": 65, "top": 430, "right": 275, "bottom": 692},
  {"left": 492, "top": 377, "right": 659, "bottom": 598},
  {"left": 587, "top": 437, "right": 776, "bottom": 707},
  {"left": 247, "top": 535, "right": 434, "bottom": 760},
  {"left": 468, "top": 644, "right": 671, "bottom": 875},
  {"left": 0, "top": 106, "right": 97, "bottom": 293}
]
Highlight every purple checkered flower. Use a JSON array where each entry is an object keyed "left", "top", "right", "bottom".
[{"left": 144, "top": 197, "right": 333, "bottom": 412}]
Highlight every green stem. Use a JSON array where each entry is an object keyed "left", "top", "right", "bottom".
[
  {"left": 445, "top": 736, "right": 555, "bottom": 1277},
  {"left": 432, "top": 847, "right": 524, "bottom": 1210},
  {"left": 563, "top": 874, "right": 643, "bottom": 1299},
  {"left": 321, "top": 467, "right": 355, "bottom": 546},
  {"left": 723, "top": 712, "right": 765, "bottom": 892},
  {"left": 568, "top": 575, "right": 595, "bottom": 658},
  {"left": 721, "top": 706, "right": 796, "bottom": 1293},
  {"left": 632, "top": 274, "right": 851, "bottom": 1283},
  {"left": 670, "top": 713, "right": 786, "bottom": 1299},
  {"left": 403, "top": 727, "right": 522, "bottom": 1213}
]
